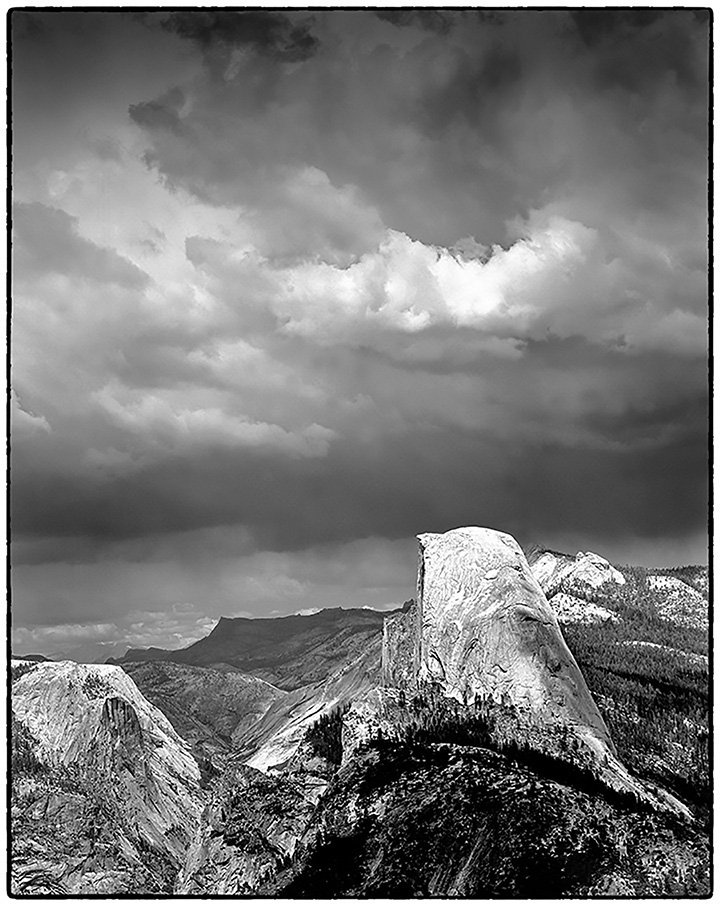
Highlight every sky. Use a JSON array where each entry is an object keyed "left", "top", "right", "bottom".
[{"left": 10, "top": 9, "right": 709, "bottom": 655}]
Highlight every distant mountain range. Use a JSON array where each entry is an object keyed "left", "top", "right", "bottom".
[
  {"left": 12, "top": 641, "right": 131, "bottom": 665},
  {"left": 113, "top": 606, "right": 400, "bottom": 690},
  {"left": 51, "top": 641, "right": 130, "bottom": 663}
]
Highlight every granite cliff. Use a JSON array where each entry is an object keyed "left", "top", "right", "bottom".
[
  {"left": 11, "top": 661, "right": 203, "bottom": 862},
  {"left": 384, "top": 529, "right": 614, "bottom": 740},
  {"left": 355, "top": 527, "right": 689, "bottom": 817}
]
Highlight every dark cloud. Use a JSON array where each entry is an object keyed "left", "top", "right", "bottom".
[
  {"left": 13, "top": 203, "right": 148, "bottom": 289},
  {"left": 375, "top": 10, "right": 454, "bottom": 35},
  {"left": 160, "top": 11, "right": 319, "bottom": 62},
  {"left": 570, "top": 9, "right": 671, "bottom": 48},
  {"left": 417, "top": 42, "right": 523, "bottom": 138},
  {"left": 11, "top": 355, "right": 708, "bottom": 555},
  {"left": 579, "top": 11, "right": 709, "bottom": 95},
  {"left": 376, "top": 9, "right": 507, "bottom": 33},
  {"left": 10, "top": 11, "right": 47, "bottom": 41},
  {"left": 125, "top": 10, "right": 709, "bottom": 252},
  {"left": 129, "top": 101, "right": 184, "bottom": 136}
]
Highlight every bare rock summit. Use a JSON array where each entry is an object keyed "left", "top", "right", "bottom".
[
  {"left": 412, "top": 528, "right": 612, "bottom": 742},
  {"left": 530, "top": 547, "right": 626, "bottom": 596},
  {"left": 12, "top": 660, "right": 203, "bottom": 861},
  {"left": 381, "top": 527, "right": 689, "bottom": 818}
]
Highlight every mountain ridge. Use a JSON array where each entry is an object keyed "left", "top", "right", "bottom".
[{"left": 115, "top": 606, "right": 399, "bottom": 691}]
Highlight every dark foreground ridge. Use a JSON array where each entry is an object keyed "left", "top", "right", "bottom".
[{"left": 266, "top": 741, "right": 707, "bottom": 897}]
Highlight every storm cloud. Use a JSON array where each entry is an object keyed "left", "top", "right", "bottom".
[{"left": 10, "top": 10, "right": 709, "bottom": 655}]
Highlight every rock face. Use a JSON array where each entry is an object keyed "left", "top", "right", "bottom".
[
  {"left": 11, "top": 661, "right": 203, "bottom": 861},
  {"left": 412, "top": 529, "right": 613, "bottom": 749},
  {"left": 176, "top": 765, "right": 314, "bottom": 895},
  {"left": 382, "top": 605, "right": 418, "bottom": 689},
  {"left": 378, "top": 527, "right": 689, "bottom": 817},
  {"left": 239, "top": 640, "right": 382, "bottom": 776}
]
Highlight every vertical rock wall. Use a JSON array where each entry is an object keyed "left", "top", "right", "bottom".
[
  {"left": 381, "top": 604, "right": 418, "bottom": 690},
  {"left": 412, "top": 527, "right": 614, "bottom": 753},
  {"left": 376, "top": 526, "right": 691, "bottom": 817}
]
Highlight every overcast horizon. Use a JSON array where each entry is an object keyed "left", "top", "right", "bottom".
[{"left": 11, "top": 9, "right": 709, "bottom": 656}]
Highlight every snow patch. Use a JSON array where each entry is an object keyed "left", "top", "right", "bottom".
[
  {"left": 549, "top": 593, "right": 619, "bottom": 624},
  {"left": 647, "top": 576, "right": 708, "bottom": 632},
  {"left": 619, "top": 640, "right": 707, "bottom": 670}
]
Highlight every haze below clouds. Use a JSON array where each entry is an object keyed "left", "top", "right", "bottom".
[{"left": 10, "top": 10, "right": 709, "bottom": 655}]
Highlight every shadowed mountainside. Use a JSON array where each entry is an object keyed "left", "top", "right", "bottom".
[
  {"left": 263, "top": 740, "right": 709, "bottom": 897},
  {"left": 115, "top": 607, "right": 395, "bottom": 691},
  {"left": 120, "top": 661, "right": 287, "bottom": 764}
]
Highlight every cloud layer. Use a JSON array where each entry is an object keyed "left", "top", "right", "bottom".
[{"left": 11, "top": 10, "right": 709, "bottom": 653}]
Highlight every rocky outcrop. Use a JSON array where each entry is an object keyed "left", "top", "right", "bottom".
[
  {"left": 373, "top": 527, "right": 689, "bottom": 817},
  {"left": 382, "top": 603, "right": 418, "bottom": 689},
  {"left": 342, "top": 688, "right": 395, "bottom": 758},
  {"left": 11, "top": 661, "right": 203, "bottom": 861},
  {"left": 530, "top": 548, "right": 626, "bottom": 597},
  {"left": 411, "top": 529, "right": 614, "bottom": 742},
  {"left": 176, "top": 765, "right": 314, "bottom": 895}
]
